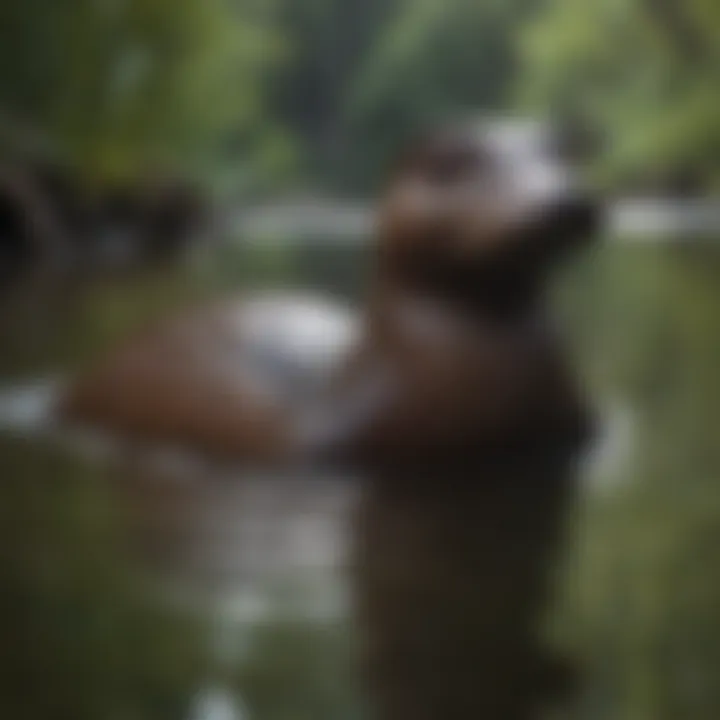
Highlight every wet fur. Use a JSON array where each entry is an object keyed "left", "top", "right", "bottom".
[{"left": 315, "top": 122, "right": 597, "bottom": 720}]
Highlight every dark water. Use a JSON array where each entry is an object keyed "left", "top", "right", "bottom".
[{"left": 0, "top": 236, "right": 719, "bottom": 719}]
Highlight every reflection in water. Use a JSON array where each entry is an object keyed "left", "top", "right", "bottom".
[
  {"left": 582, "top": 399, "right": 635, "bottom": 493},
  {"left": 190, "top": 686, "right": 246, "bottom": 720},
  {"left": 114, "top": 466, "right": 357, "bottom": 720},
  {"left": 2, "top": 235, "right": 717, "bottom": 718},
  {"left": 0, "top": 376, "right": 61, "bottom": 434},
  {"left": 117, "top": 468, "right": 355, "bottom": 609},
  {"left": 0, "top": 432, "right": 359, "bottom": 720},
  {"left": 117, "top": 461, "right": 359, "bottom": 720},
  {"left": 0, "top": 373, "right": 631, "bottom": 720},
  {"left": 0, "top": 355, "right": 638, "bottom": 715}
]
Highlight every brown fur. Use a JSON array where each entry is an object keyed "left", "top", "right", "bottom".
[
  {"left": 307, "top": 121, "right": 599, "bottom": 720},
  {"left": 61, "top": 121, "right": 599, "bottom": 720}
]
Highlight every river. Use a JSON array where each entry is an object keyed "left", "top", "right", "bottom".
[{"left": 0, "top": 199, "right": 717, "bottom": 719}]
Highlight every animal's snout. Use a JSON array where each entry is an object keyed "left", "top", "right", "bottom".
[{"left": 521, "top": 186, "right": 601, "bottom": 261}]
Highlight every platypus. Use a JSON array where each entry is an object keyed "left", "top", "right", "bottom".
[
  {"left": 298, "top": 119, "right": 601, "bottom": 720},
  {"left": 59, "top": 118, "right": 600, "bottom": 720}
]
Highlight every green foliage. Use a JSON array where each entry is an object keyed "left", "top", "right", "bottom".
[
  {"left": 344, "top": 0, "right": 535, "bottom": 189},
  {"left": 260, "top": 0, "right": 401, "bottom": 190},
  {"left": 0, "top": 0, "right": 285, "bottom": 182},
  {"left": 518, "top": 0, "right": 720, "bottom": 190},
  {"left": 2, "top": 0, "right": 714, "bottom": 191},
  {"left": 262, "top": 0, "right": 539, "bottom": 190}
]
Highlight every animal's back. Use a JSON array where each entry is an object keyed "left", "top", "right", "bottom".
[{"left": 60, "top": 291, "right": 359, "bottom": 460}]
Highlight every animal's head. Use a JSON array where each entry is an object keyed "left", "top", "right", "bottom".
[{"left": 378, "top": 119, "right": 601, "bottom": 309}]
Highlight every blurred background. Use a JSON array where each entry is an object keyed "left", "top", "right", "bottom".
[{"left": 0, "top": 1, "right": 718, "bottom": 719}]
